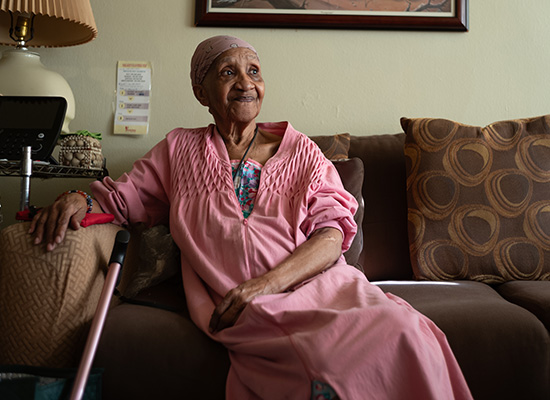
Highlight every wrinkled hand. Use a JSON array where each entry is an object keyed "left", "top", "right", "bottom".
[
  {"left": 28, "top": 193, "right": 88, "bottom": 251},
  {"left": 209, "top": 276, "right": 272, "bottom": 333}
]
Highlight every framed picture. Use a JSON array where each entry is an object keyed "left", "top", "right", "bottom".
[{"left": 195, "top": 0, "right": 468, "bottom": 31}]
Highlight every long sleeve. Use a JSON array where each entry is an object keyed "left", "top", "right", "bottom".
[
  {"left": 90, "top": 132, "right": 176, "bottom": 227},
  {"left": 300, "top": 157, "right": 358, "bottom": 252}
]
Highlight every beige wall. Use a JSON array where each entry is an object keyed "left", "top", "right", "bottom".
[{"left": 1, "top": 0, "right": 549, "bottom": 227}]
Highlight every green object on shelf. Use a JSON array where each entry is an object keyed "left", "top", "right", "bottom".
[{"left": 61, "top": 130, "right": 102, "bottom": 141}]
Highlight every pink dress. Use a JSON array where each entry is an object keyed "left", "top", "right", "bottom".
[{"left": 91, "top": 122, "right": 472, "bottom": 400}]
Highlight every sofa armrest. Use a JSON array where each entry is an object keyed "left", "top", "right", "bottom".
[{"left": 0, "top": 222, "right": 123, "bottom": 367}]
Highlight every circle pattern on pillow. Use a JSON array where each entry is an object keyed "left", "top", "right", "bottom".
[{"left": 402, "top": 114, "right": 550, "bottom": 283}]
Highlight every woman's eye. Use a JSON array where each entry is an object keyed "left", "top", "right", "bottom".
[{"left": 221, "top": 70, "right": 233, "bottom": 76}]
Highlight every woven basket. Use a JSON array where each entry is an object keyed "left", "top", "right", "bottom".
[{"left": 58, "top": 135, "right": 103, "bottom": 169}]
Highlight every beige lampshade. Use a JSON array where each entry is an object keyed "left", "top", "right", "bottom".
[{"left": 0, "top": 0, "right": 97, "bottom": 47}]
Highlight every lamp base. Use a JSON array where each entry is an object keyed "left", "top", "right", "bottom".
[{"left": 0, "top": 48, "right": 75, "bottom": 133}]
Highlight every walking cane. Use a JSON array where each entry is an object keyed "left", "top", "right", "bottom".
[{"left": 70, "top": 229, "right": 130, "bottom": 400}]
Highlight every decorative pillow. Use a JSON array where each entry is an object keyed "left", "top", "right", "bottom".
[
  {"left": 310, "top": 133, "right": 351, "bottom": 160},
  {"left": 402, "top": 115, "right": 550, "bottom": 283},
  {"left": 333, "top": 158, "right": 365, "bottom": 271},
  {"left": 118, "top": 224, "right": 181, "bottom": 298},
  {"left": 0, "top": 222, "right": 122, "bottom": 368}
]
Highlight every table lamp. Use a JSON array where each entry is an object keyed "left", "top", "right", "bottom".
[{"left": 0, "top": 1, "right": 97, "bottom": 133}]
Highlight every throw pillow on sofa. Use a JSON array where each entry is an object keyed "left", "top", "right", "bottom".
[
  {"left": 310, "top": 132, "right": 351, "bottom": 160},
  {"left": 402, "top": 115, "right": 550, "bottom": 283},
  {"left": 118, "top": 224, "right": 181, "bottom": 298},
  {"left": 0, "top": 223, "right": 123, "bottom": 367}
]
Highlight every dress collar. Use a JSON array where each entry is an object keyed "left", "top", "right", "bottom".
[{"left": 207, "top": 121, "right": 299, "bottom": 169}]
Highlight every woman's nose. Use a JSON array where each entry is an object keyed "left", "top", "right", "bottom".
[{"left": 234, "top": 71, "right": 254, "bottom": 90}]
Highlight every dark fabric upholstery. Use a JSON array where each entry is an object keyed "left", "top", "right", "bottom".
[
  {"left": 497, "top": 281, "right": 550, "bottom": 331},
  {"left": 94, "top": 277, "right": 230, "bottom": 400},
  {"left": 348, "top": 134, "right": 413, "bottom": 281},
  {"left": 333, "top": 158, "right": 364, "bottom": 270},
  {"left": 376, "top": 281, "right": 550, "bottom": 400}
]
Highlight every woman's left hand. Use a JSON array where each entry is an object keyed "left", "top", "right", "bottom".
[
  {"left": 209, "top": 276, "right": 272, "bottom": 333},
  {"left": 209, "top": 227, "right": 344, "bottom": 333}
]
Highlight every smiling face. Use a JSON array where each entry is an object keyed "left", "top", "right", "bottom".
[{"left": 193, "top": 47, "right": 265, "bottom": 127}]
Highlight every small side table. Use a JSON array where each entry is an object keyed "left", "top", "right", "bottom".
[{"left": 0, "top": 146, "right": 107, "bottom": 211}]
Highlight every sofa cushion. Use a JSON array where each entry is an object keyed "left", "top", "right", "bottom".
[
  {"left": 310, "top": 133, "right": 350, "bottom": 160},
  {"left": 375, "top": 280, "right": 550, "bottom": 400},
  {"left": 402, "top": 115, "right": 550, "bottom": 283},
  {"left": 333, "top": 158, "right": 364, "bottom": 270},
  {"left": 95, "top": 277, "right": 229, "bottom": 400},
  {"left": 496, "top": 281, "right": 550, "bottom": 331}
]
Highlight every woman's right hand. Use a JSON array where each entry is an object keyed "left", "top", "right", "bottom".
[{"left": 28, "top": 193, "right": 89, "bottom": 251}]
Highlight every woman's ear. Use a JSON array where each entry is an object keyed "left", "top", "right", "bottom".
[{"left": 193, "top": 84, "right": 209, "bottom": 107}]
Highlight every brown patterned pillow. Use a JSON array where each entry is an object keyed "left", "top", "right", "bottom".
[
  {"left": 0, "top": 222, "right": 123, "bottom": 367},
  {"left": 402, "top": 115, "right": 550, "bottom": 283},
  {"left": 118, "top": 224, "right": 180, "bottom": 298},
  {"left": 310, "top": 133, "right": 351, "bottom": 160}
]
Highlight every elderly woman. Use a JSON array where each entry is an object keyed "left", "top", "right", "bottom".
[{"left": 29, "top": 36, "right": 472, "bottom": 400}]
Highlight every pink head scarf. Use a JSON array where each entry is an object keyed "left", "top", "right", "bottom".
[{"left": 190, "top": 35, "right": 258, "bottom": 86}]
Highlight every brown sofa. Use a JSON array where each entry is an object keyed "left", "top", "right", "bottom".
[
  {"left": 1, "top": 130, "right": 550, "bottom": 400},
  {"left": 91, "top": 132, "right": 550, "bottom": 400}
]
